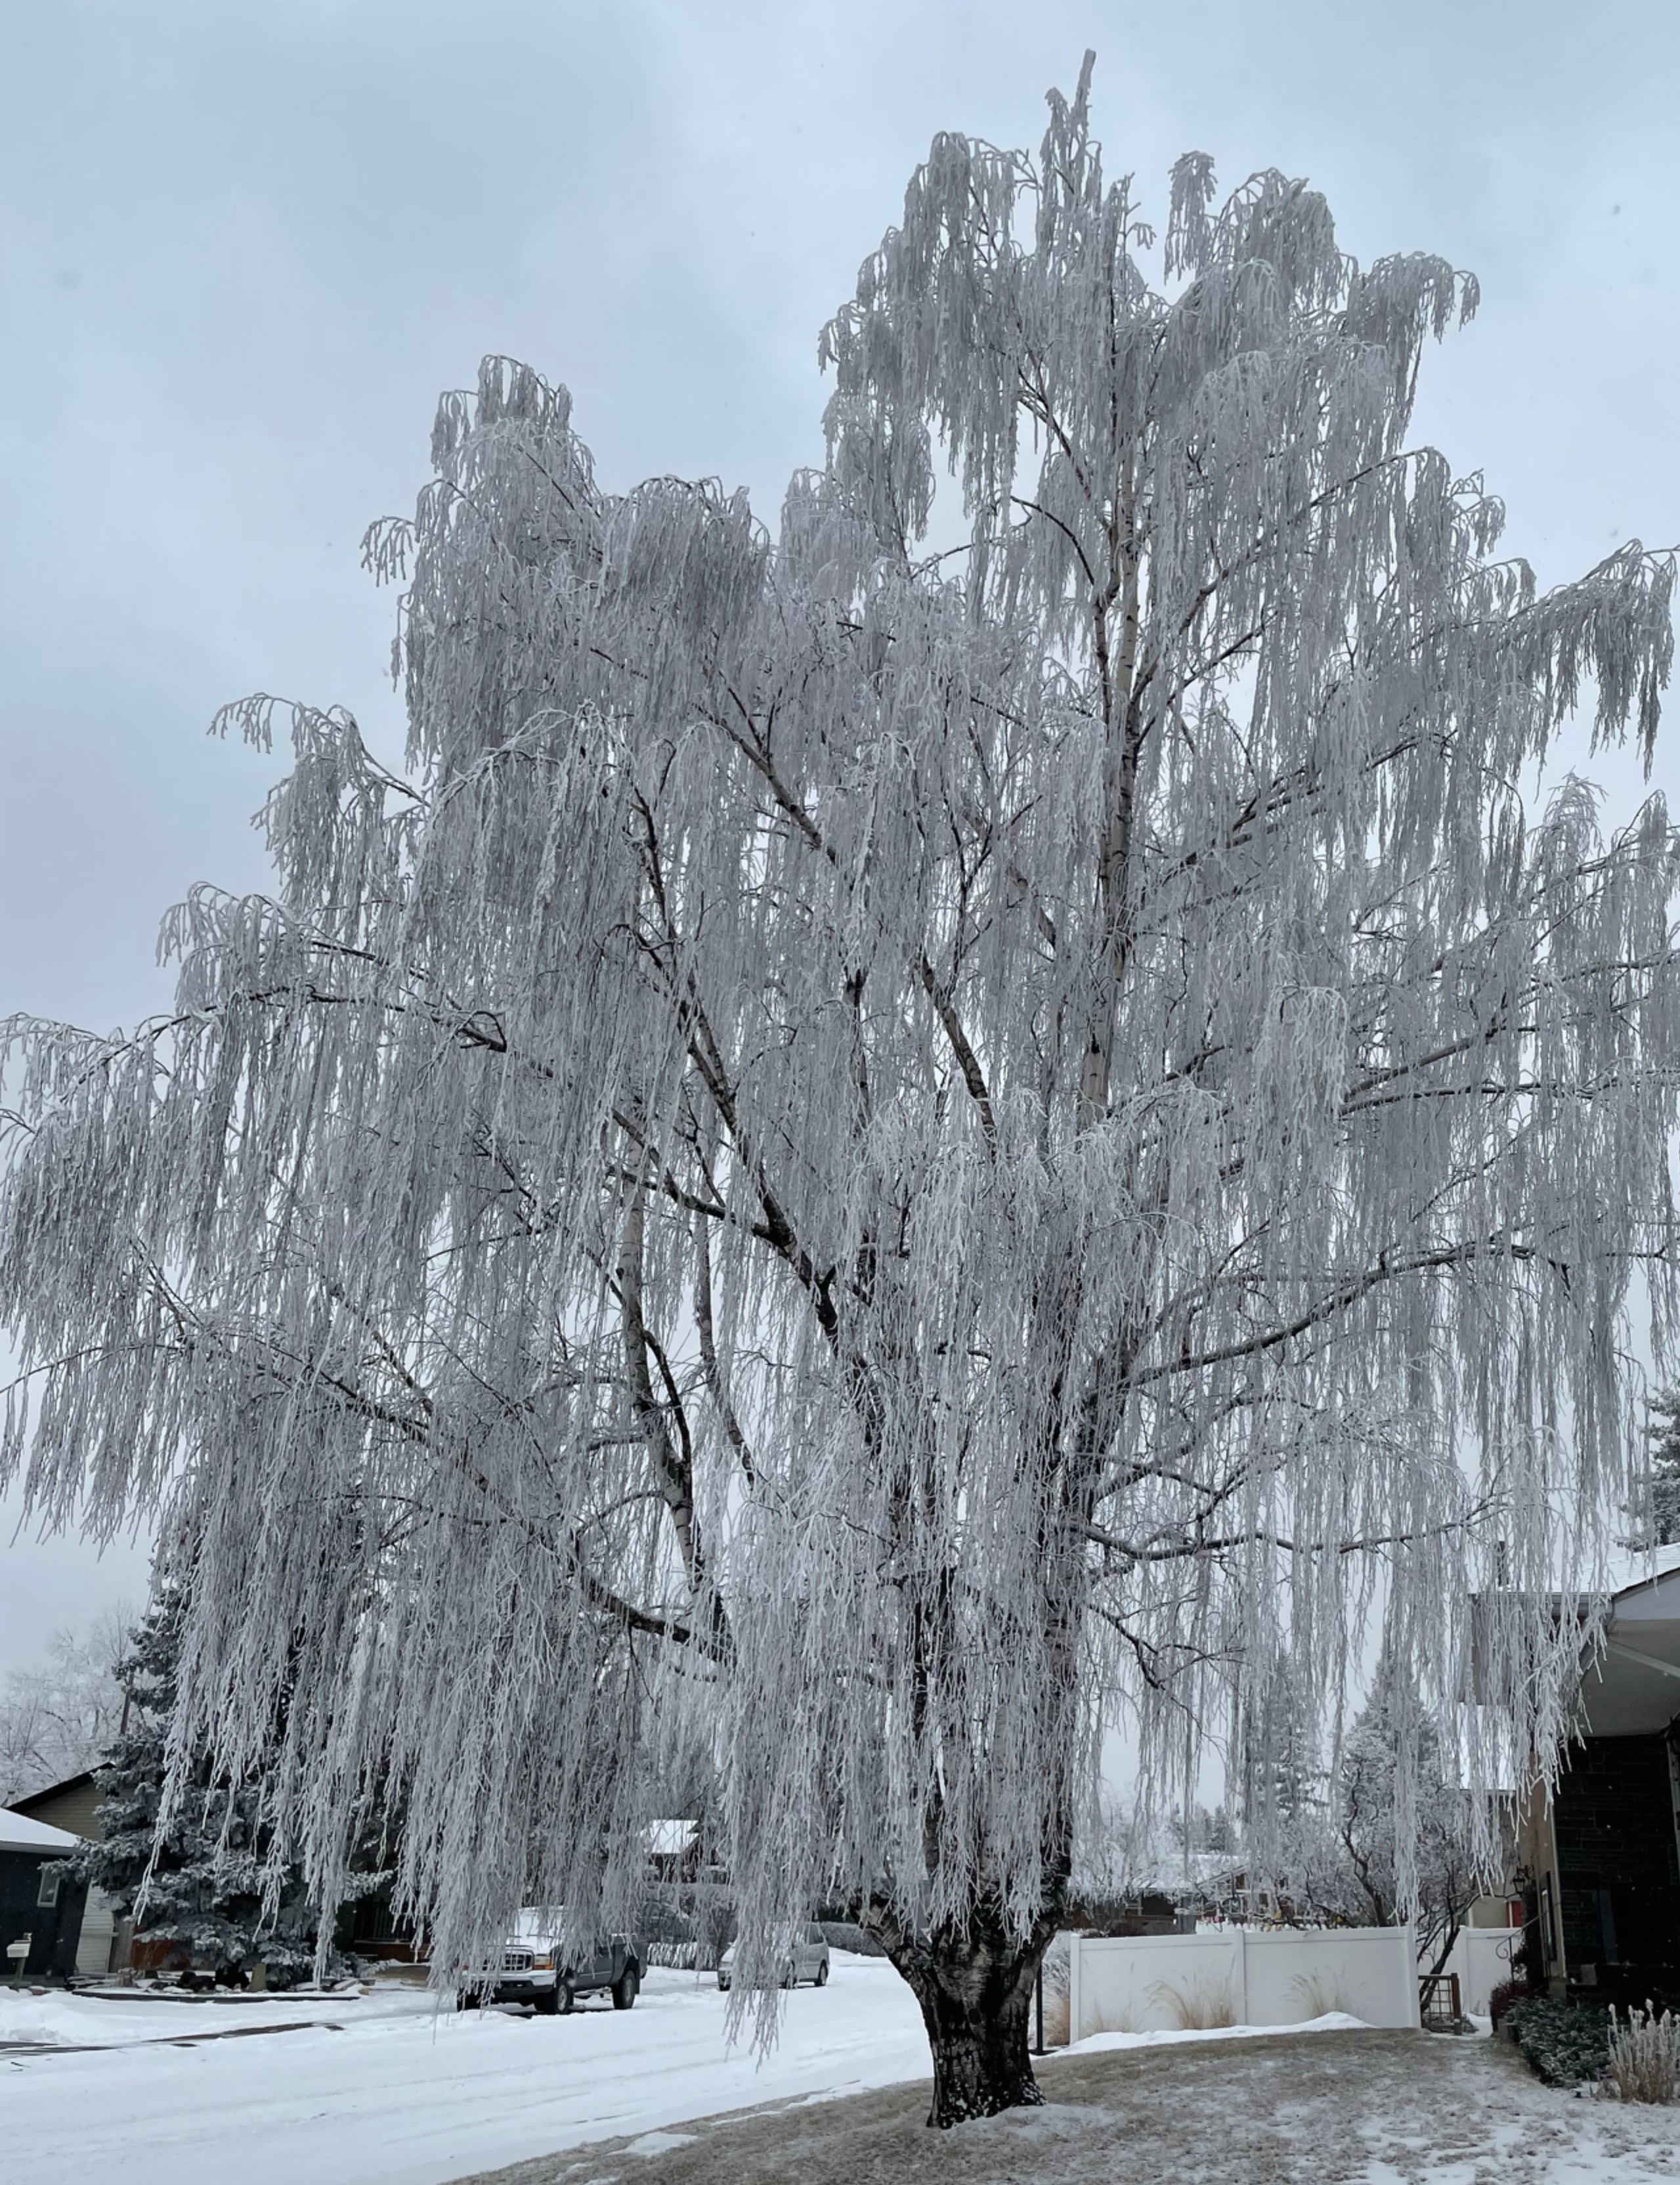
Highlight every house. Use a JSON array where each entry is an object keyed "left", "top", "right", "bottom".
[
  {"left": 9, "top": 1769, "right": 104, "bottom": 1842},
  {"left": 644, "top": 1818, "right": 706, "bottom": 1886},
  {"left": 341, "top": 1882, "right": 423, "bottom": 1966},
  {"left": 0, "top": 1806, "right": 87, "bottom": 1981},
  {"left": 9, "top": 1771, "right": 123, "bottom": 1979},
  {"left": 1515, "top": 1559, "right": 1680, "bottom": 2004}
]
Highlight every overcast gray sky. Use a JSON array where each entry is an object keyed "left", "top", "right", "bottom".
[{"left": 3, "top": 0, "right": 1677, "bottom": 1680}]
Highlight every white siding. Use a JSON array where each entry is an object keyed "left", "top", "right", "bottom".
[{"left": 74, "top": 1886, "right": 116, "bottom": 1981}]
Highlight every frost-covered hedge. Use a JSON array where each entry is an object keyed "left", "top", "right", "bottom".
[
  {"left": 815, "top": 1920, "right": 885, "bottom": 1958},
  {"left": 1502, "top": 1996, "right": 1612, "bottom": 2086}
]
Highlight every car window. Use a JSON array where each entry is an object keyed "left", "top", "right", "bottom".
[{"left": 806, "top": 1924, "right": 823, "bottom": 1943}]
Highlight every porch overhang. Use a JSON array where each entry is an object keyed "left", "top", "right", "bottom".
[{"left": 1580, "top": 1566, "right": 1680, "bottom": 1737}]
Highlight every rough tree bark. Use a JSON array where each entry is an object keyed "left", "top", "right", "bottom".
[{"left": 872, "top": 1891, "right": 1065, "bottom": 2127}]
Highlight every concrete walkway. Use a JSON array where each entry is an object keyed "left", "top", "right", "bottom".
[{"left": 450, "top": 2029, "right": 1677, "bottom": 2185}]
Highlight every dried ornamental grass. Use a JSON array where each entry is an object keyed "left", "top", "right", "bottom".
[
  {"left": 1155, "top": 1976, "right": 1238, "bottom": 2030},
  {"left": 1605, "top": 2002, "right": 1680, "bottom": 2105}
]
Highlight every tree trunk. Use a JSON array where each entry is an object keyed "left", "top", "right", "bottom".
[{"left": 885, "top": 1917, "right": 1048, "bottom": 2129}]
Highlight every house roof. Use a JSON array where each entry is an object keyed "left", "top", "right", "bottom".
[
  {"left": 644, "top": 1819, "right": 699, "bottom": 1857},
  {"left": 1582, "top": 1558, "right": 1680, "bottom": 1737},
  {"left": 0, "top": 1806, "right": 81, "bottom": 1853},
  {"left": 8, "top": 1770, "right": 98, "bottom": 1817}
]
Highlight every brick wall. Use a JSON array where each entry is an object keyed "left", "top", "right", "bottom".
[{"left": 1553, "top": 1733, "right": 1680, "bottom": 1999}]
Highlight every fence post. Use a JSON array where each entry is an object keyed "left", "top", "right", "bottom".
[
  {"left": 1237, "top": 1925, "right": 1249, "bottom": 2025},
  {"left": 1068, "top": 1930, "right": 1082, "bottom": 2046}
]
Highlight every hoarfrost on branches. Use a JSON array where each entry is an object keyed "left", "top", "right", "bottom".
[
  {"left": 3, "top": 57, "right": 1678, "bottom": 2122},
  {"left": 0, "top": 1604, "right": 131, "bottom": 1806}
]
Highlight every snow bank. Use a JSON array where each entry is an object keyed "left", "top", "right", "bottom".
[
  {"left": 0, "top": 1981, "right": 429, "bottom": 2050},
  {"left": 1064, "top": 2008, "right": 1368, "bottom": 2057}
]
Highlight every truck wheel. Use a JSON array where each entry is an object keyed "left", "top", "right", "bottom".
[
  {"left": 534, "top": 1983, "right": 560, "bottom": 2016},
  {"left": 557, "top": 1977, "right": 575, "bottom": 2014},
  {"left": 612, "top": 1964, "right": 639, "bottom": 2010}
]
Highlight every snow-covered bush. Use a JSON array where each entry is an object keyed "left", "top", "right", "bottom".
[
  {"left": 1488, "top": 1973, "right": 1539, "bottom": 2030},
  {"left": 642, "top": 1939, "right": 701, "bottom": 1970},
  {"left": 1502, "top": 1996, "right": 1612, "bottom": 2087},
  {"left": 815, "top": 1920, "right": 886, "bottom": 1958}
]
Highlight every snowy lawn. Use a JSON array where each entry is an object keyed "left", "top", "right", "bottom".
[
  {"left": 6, "top": 1970, "right": 1673, "bottom": 2185},
  {"left": 0, "top": 1955, "right": 932, "bottom": 2185},
  {"left": 454, "top": 2027, "right": 1680, "bottom": 2185}
]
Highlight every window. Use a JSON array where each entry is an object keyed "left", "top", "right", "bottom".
[{"left": 36, "top": 1868, "right": 60, "bottom": 1908}]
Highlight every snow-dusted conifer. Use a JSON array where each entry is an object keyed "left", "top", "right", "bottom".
[
  {"left": 1632, "top": 1390, "right": 1680, "bottom": 1547},
  {"left": 77, "top": 1586, "right": 345, "bottom": 1985},
  {"left": 3, "top": 60, "right": 1678, "bottom": 2120}
]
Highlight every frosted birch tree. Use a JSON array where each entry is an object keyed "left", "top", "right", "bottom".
[{"left": 3, "top": 61, "right": 1679, "bottom": 2124}]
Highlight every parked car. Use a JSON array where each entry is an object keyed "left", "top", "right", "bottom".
[
  {"left": 716, "top": 1924, "right": 830, "bottom": 1992},
  {"left": 457, "top": 1908, "right": 641, "bottom": 2014}
]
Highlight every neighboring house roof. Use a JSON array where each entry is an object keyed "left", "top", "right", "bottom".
[
  {"left": 0, "top": 1806, "right": 81, "bottom": 1853},
  {"left": 9, "top": 1771, "right": 106, "bottom": 1841},
  {"left": 644, "top": 1819, "right": 700, "bottom": 1857}
]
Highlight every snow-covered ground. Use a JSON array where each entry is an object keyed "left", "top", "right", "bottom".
[
  {"left": 1, "top": 1957, "right": 933, "bottom": 2185},
  {"left": 5, "top": 1971, "right": 1667, "bottom": 2185},
  {"left": 459, "top": 2023, "right": 1680, "bottom": 2185},
  {"left": 0, "top": 1964, "right": 1385, "bottom": 2185},
  {"left": 0, "top": 1979, "right": 440, "bottom": 2050}
]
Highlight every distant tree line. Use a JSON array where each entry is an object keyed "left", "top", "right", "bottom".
[{"left": 0, "top": 1603, "right": 130, "bottom": 1808}]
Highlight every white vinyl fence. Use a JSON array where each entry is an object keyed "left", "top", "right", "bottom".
[
  {"left": 1066, "top": 1925, "right": 1419, "bottom": 2043},
  {"left": 1437, "top": 1924, "right": 1520, "bottom": 2016}
]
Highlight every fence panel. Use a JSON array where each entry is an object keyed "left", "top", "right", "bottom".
[
  {"left": 1070, "top": 1932, "right": 1243, "bottom": 2039},
  {"left": 1241, "top": 1926, "right": 1418, "bottom": 2029},
  {"left": 1067, "top": 1926, "right": 1418, "bottom": 2043}
]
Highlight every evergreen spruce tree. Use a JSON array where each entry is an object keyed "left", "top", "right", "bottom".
[
  {"left": 77, "top": 1587, "right": 344, "bottom": 1986},
  {"left": 1243, "top": 1654, "right": 1327, "bottom": 1834},
  {"left": 1638, "top": 1391, "right": 1680, "bottom": 1547}
]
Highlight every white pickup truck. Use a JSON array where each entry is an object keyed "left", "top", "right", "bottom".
[{"left": 457, "top": 1909, "right": 641, "bottom": 2014}]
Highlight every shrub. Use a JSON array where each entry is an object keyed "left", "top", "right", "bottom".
[
  {"left": 814, "top": 1920, "right": 885, "bottom": 1958},
  {"left": 1488, "top": 1975, "right": 1536, "bottom": 2030},
  {"left": 1502, "top": 1995, "right": 1612, "bottom": 2087},
  {"left": 641, "top": 1939, "right": 700, "bottom": 1969},
  {"left": 1605, "top": 2003, "right": 1680, "bottom": 2104}
]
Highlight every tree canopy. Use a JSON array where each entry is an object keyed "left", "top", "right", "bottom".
[{"left": 3, "top": 60, "right": 1676, "bottom": 2120}]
